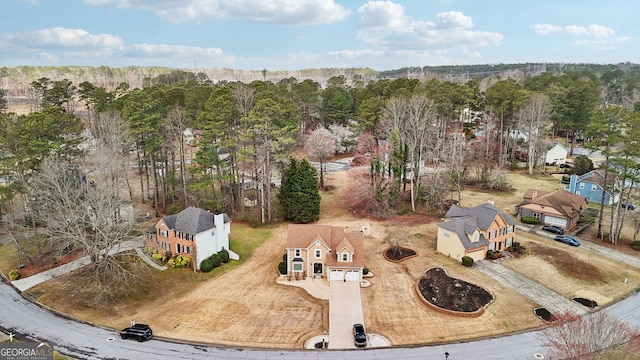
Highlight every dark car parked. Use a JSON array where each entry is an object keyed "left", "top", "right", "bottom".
[
  {"left": 353, "top": 323, "right": 367, "bottom": 347},
  {"left": 555, "top": 235, "right": 580, "bottom": 247},
  {"left": 542, "top": 225, "right": 564, "bottom": 235},
  {"left": 621, "top": 202, "right": 636, "bottom": 210},
  {"left": 120, "top": 323, "right": 153, "bottom": 342}
]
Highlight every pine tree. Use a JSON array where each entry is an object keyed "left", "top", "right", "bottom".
[{"left": 279, "top": 158, "right": 320, "bottom": 223}]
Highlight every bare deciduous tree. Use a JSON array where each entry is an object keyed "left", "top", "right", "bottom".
[
  {"left": 540, "top": 311, "right": 638, "bottom": 360},
  {"left": 516, "top": 93, "right": 552, "bottom": 174},
  {"left": 28, "top": 154, "right": 146, "bottom": 304},
  {"left": 385, "top": 229, "right": 409, "bottom": 257}
]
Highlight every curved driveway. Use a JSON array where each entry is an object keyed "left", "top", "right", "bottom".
[{"left": 2, "top": 278, "right": 640, "bottom": 360}]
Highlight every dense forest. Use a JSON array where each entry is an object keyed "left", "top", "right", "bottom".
[{"left": 1, "top": 63, "right": 639, "bottom": 278}]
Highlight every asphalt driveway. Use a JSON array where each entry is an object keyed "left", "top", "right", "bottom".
[{"left": 328, "top": 280, "right": 364, "bottom": 349}]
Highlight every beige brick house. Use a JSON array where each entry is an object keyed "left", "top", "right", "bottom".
[{"left": 285, "top": 224, "right": 365, "bottom": 282}]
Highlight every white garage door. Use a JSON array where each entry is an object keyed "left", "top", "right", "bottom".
[
  {"left": 329, "top": 270, "right": 344, "bottom": 281},
  {"left": 544, "top": 216, "right": 567, "bottom": 228},
  {"left": 345, "top": 270, "right": 360, "bottom": 281}
]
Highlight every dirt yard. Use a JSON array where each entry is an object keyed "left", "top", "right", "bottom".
[{"left": 22, "top": 165, "right": 640, "bottom": 349}]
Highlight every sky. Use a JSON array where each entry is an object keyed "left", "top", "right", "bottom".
[{"left": 1, "top": 0, "right": 638, "bottom": 71}]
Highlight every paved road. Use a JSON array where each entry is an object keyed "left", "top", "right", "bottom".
[
  {"left": 328, "top": 280, "right": 363, "bottom": 349},
  {"left": 2, "top": 277, "right": 640, "bottom": 359},
  {"left": 474, "top": 260, "right": 589, "bottom": 315}
]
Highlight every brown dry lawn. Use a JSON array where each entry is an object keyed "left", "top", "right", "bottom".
[{"left": 17, "top": 166, "right": 640, "bottom": 348}]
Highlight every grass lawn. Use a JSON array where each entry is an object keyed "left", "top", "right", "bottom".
[{"left": 26, "top": 223, "right": 272, "bottom": 329}]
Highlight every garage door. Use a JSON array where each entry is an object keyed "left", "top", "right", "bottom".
[
  {"left": 345, "top": 270, "right": 360, "bottom": 281},
  {"left": 329, "top": 270, "right": 344, "bottom": 281},
  {"left": 544, "top": 216, "right": 567, "bottom": 228}
]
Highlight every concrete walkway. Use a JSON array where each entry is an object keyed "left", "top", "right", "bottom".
[
  {"left": 328, "top": 280, "right": 364, "bottom": 349},
  {"left": 11, "top": 238, "right": 149, "bottom": 292},
  {"left": 474, "top": 260, "right": 589, "bottom": 315}
]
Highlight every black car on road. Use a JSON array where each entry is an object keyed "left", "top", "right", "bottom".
[
  {"left": 542, "top": 225, "right": 564, "bottom": 235},
  {"left": 120, "top": 323, "right": 153, "bottom": 342},
  {"left": 353, "top": 323, "right": 367, "bottom": 347}
]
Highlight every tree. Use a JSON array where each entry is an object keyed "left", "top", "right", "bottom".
[
  {"left": 540, "top": 311, "right": 637, "bottom": 360},
  {"left": 27, "top": 155, "right": 146, "bottom": 304},
  {"left": 278, "top": 158, "right": 320, "bottom": 223},
  {"left": 321, "top": 85, "right": 354, "bottom": 126},
  {"left": 304, "top": 126, "right": 337, "bottom": 189},
  {"left": 385, "top": 229, "right": 409, "bottom": 257},
  {"left": 516, "top": 93, "right": 552, "bottom": 174},
  {"left": 571, "top": 155, "right": 594, "bottom": 175},
  {"left": 244, "top": 96, "right": 299, "bottom": 223}
]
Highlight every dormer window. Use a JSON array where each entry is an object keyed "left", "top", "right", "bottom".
[{"left": 341, "top": 253, "right": 349, "bottom": 262}]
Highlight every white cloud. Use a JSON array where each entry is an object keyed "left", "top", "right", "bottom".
[
  {"left": 1, "top": 27, "right": 234, "bottom": 67},
  {"left": 8, "top": 28, "right": 124, "bottom": 49},
  {"left": 533, "top": 22, "right": 629, "bottom": 48},
  {"left": 84, "top": 0, "right": 350, "bottom": 25},
  {"left": 534, "top": 23, "right": 618, "bottom": 39},
  {"left": 356, "top": 1, "right": 502, "bottom": 54},
  {"left": 532, "top": 23, "right": 561, "bottom": 35}
]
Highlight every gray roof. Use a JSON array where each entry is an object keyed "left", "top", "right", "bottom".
[
  {"left": 438, "top": 216, "right": 490, "bottom": 251},
  {"left": 162, "top": 207, "right": 230, "bottom": 235},
  {"left": 444, "top": 203, "right": 516, "bottom": 230}
]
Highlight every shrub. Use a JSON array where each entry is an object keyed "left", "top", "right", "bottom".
[
  {"left": 168, "top": 255, "right": 191, "bottom": 268},
  {"left": 248, "top": 217, "right": 260, "bottom": 228},
  {"left": 486, "top": 250, "right": 495, "bottom": 259},
  {"left": 278, "top": 261, "right": 287, "bottom": 275},
  {"left": 461, "top": 256, "right": 474, "bottom": 267},
  {"left": 151, "top": 252, "right": 167, "bottom": 263},
  {"left": 363, "top": 267, "right": 369, "bottom": 275},
  {"left": 8, "top": 269, "right": 19, "bottom": 281},
  {"left": 201, "top": 258, "right": 214, "bottom": 273},
  {"left": 631, "top": 241, "right": 640, "bottom": 251},
  {"left": 521, "top": 216, "right": 540, "bottom": 224},
  {"left": 211, "top": 254, "right": 221, "bottom": 268},
  {"left": 219, "top": 249, "right": 230, "bottom": 263}
]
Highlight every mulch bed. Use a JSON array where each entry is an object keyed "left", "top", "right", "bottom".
[
  {"left": 384, "top": 247, "right": 417, "bottom": 262},
  {"left": 417, "top": 267, "right": 493, "bottom": 313}
]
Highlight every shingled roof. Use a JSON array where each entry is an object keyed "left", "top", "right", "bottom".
[
  {"left": 162, "top": 207, "right": 230, "bottom": 235},
  {"left": 517, "top": 189, "right": 587, "bottom": 218},
  {"left": 438, "top": 215, "right": 489, "bottom": 251},
  {"left": 444, "top": 203, "right": 517, "bottom": 230}
]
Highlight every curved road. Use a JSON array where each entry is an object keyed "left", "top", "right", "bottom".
[{"left": 1, "top": 279, "right": 640, "bottom": 360}]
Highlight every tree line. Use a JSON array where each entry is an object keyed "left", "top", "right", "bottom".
[{"left": 1, "top": 65, "right": 639, "bottom": 279}]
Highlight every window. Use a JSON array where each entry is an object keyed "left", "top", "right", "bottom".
[
  {"left": 443, "top": 229, "right": 450, "bottom": 238},
  {"left": 579, "top": 183, "right": 585, "bottom": 190},
  {"left": 176, "top": 244, "right": 182, "bottom": 253},
  {"left": 342, "top": 253, "right": 349, "bottom": 262},
  {"left": 293, "top": 263, "right": 303, "bottom": 272},
  {"left": 499, "top": 228, "right": 504, "bottom": 236},
  {"left": 591, "top": 184, "right": 597, "bottom": 191},
  {"left": 159, "top": 229, "right": 168, "bottom": 237},
  {"left": 294, "top": 249, "right": 301, "bottom": 257},
  {"left": 315, "top": 249, "right": 321, "bottom": 258}
]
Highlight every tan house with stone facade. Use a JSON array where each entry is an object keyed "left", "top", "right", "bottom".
[
  {"left": 285, "top": 224, "right": 365, "bottom": 282},
  {"left": 436, "top": 201, "right": 517, "bottom": 261}
]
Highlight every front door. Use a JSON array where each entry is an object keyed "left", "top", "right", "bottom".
[{"left": 313, "top": 263, "right": 323, "bottom": 276}]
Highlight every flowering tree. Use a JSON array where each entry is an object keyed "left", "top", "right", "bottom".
[{"left": 539, "top": 311, "right": 637, "bottom": 359}]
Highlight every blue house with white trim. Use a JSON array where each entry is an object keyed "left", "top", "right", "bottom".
[{"left": 565, "top": 170, "right": 619, "bottom": 205}]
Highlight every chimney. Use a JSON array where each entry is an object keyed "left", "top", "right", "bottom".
[
  {"left": 532, "top": 190, "right": 538, "bottom": 199},
  {"left": 487, "top": 198, "right": 494, "bottom": 205}
]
